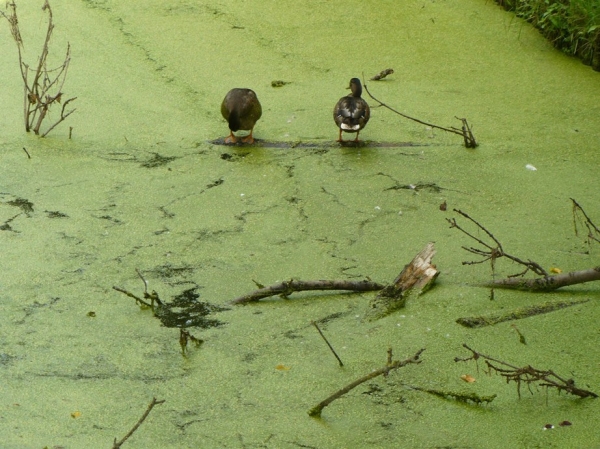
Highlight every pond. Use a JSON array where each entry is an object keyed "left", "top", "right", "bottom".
[{"left": 1, "top": 0, "right": 599, "bottom": 447}]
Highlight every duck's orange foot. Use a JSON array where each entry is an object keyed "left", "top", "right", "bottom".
[
  {"left": 241, "top": 130, "right": 255, "bottom": 144},
  {"left": 224, "top": 133, "right": 237, "bottom": 144}
]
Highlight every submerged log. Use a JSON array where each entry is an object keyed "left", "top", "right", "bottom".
[{"left": 456, "top": 299, "right": 590, "bottom": 328}]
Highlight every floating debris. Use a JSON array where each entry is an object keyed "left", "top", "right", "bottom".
[{"left": 370, "top": 68, "right": 394, "bottom": 81}]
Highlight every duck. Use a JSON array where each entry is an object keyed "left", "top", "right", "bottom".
[
  {"left": 333, "top": 78, "right": 370, "bottom": 142},
  {"left": 221, "top": 88, "right": 262, "bottom": 144}
]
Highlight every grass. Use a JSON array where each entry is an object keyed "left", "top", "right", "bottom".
[{"left": 493, "top": 0, "right": 600, "bottom": 70}]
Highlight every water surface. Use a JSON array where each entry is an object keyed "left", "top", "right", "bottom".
[{"left": 1, "top": 0, "right": 599, "bottom": 447}]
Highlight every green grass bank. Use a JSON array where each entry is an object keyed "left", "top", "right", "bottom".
[{"left": 494, "top": 0, "right": 600, "bottom": 70}]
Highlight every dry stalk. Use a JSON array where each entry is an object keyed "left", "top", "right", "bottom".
[{"left": 1, "top": 1, "right": 77, "bottom": 137}]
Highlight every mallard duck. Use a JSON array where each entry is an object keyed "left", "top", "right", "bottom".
[
  {"left": 333, "top": 78, "right": 370, "bottom": 142},
  {"left": 221, "top": 88, "right": 262, "bottom": 144}
]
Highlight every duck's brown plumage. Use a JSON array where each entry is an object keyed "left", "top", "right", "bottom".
[
  {"left": 221, "top": 88, "right": 262, "bottom": 144},
  {"left": 333, "top": 78, "right": 370, "bottom": 142}
]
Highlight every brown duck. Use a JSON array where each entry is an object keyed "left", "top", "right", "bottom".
[
  {"left": 221, "top": 88, "right": 262, "bottom": 144},
  {"left": 333, "top": 78, "right": 370, "bottom": 142}
]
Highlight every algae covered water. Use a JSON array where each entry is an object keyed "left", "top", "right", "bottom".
[{"left": 0, "top": 0, "right": 599, "bottom": 447}]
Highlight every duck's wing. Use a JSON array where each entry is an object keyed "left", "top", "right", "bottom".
[{"left": 334, "top": 97, "right": 370, "bottom": 130}]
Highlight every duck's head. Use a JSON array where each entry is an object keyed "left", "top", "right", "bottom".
[{"left": 347, "top": 78, "right": 363, "bottom": 97}]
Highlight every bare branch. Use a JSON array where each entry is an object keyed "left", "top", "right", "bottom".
[
  {"left": 572, "top": 198, "right": 600, "bottom": 247},
  {"left": 455, "top": 344, "right": 597, "bottom": 399},
  {"left": 481, "top": 267, "right": 600, "bottom": 291},
  {"left": 448, "top": 209, "right": 548, "bottom": 277},
  {"left": 2, "top": 0, "right": 76, "bottom": 136},
  {"left": 230, "top": 279, "right": 385, "bottom": 304},
  {"left": 308, "top": 348, "right": 425, "bottom": 417}
]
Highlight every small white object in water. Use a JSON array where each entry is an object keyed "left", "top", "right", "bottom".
[
  {"left": 374, "top": 206, "right": 381, "bottom": 210},
  {"left": 525, "top": 164, "right": 537, "bottom": 171}
]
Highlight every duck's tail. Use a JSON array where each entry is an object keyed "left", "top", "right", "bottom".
[{"left": 228, "top": 112, "right": 241, "bottom": 132}]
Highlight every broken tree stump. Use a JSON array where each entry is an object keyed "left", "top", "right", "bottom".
[{"left": 364, "top": 242, "right": 439, "bottom": 321}]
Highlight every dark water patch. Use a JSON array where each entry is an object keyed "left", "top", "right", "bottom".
[
  {"left": 154, "top": 287, "right": 229, "bottom": 329},
  {"left": 140, "top": 152, "right": 179, "bottom": 168},
  {"left": 45, "top": 210, "right": 69, "bottom": 218}
]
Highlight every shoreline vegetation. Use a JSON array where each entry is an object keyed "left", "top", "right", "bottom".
[{"left": 493, "top": 0, "right": 600, "bottom": 71}]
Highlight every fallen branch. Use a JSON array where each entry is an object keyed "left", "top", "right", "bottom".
[
  {"left": 450, "top": 207, "right": 600, "bottom": 291},
  {"left": 456, "top": 299, "right": 589, "bottom": 327},
  {"left": 308, "top": 348, "right": 425, "bottom": 417},
  {"left": 362, "top": 80, "right": 477, "bottom": 148},
  {"left": 112, "top": 397, "right": 165, "bottom": 449},
  {"left": 231, "top": 243, "right": 439, "bottom": 322},
  {"left": 481, "top": 268, "right": 600, "bottom": 291},
  {"left": 455, "top": 344, "right": 597, "bottom": 399},
  {"left": 230, "top": 279, "right": 385, "bottom": 304}
]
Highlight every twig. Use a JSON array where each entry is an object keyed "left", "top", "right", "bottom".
[
  {"left": 230, "top": 279, "right": 385, "bottom": 304},
  {"left": 571, "top": 198, "right": 600, "bottom": 246},
  {"left": 312, "top": 321, "right": 343, "bottom": 367},
  {"left": 112, "top": 397, "right": 165, "bottom": 449},
  {"left": 455, "top": 344, "right": 597, "bottom": 399},
  {"left": 179, "top": 328, "right": 203, "bottom": 356},
  {"left": 308, "top": 348, "right": 425, "bottom": 417},
  {"left": 361, "top": 79, "right": 477, "bottom": 148},
  {"left": 41, "top": 95, "right": 78, "bottom": 137},
  {"left": 112, "top": 286, "right": 152, "bottom": 307},
  {"left": 448, "top": 209, "right": 548, "bottom": 277},
  {"left": 113, "top": 269, "right": 163, "bottom": 308},
  {"left": 511, "top": 324, "right": 527, "bottom": 345}
]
